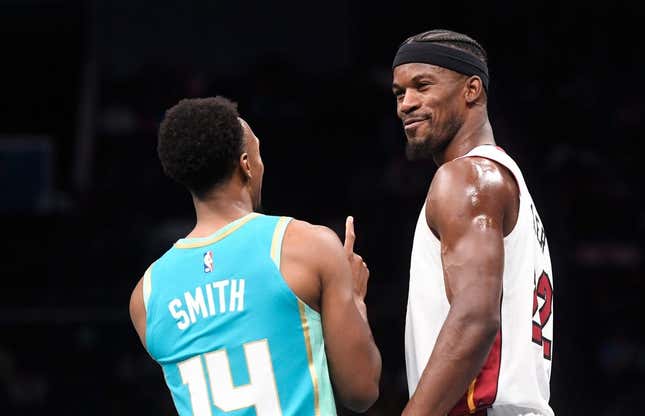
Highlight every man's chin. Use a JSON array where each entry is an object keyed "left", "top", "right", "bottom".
[{"left": 405, "top": 137, "right": 434, "bottom": 160}]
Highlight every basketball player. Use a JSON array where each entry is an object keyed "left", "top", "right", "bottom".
[
  {"left": 128, "top": 97, "right": 381, "bottom": 415},
  {"left": 392, "top": 30, "right": 554, "bottom": 415}
]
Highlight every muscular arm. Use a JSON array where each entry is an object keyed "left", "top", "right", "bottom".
[
  {"left": 403, "top": 157, "right": 516, "bottom": 416},
  {"left": 281, "top": 219, "right": 381, "bottom": 412}
]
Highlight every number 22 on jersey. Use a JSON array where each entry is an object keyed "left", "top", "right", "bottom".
[
  {"left": 177, "top": 339, "right": 282, "bottom": 415},
  {"left": 532, "top": 271, "right": 553, "bottom": 360}
]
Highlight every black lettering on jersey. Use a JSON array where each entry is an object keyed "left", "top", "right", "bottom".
[{"left": 530, "top": 203, "right": 546, "bottom": 252}]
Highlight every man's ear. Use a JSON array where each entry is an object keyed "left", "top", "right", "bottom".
[
  {"left": 464, "top": 75, "right": 484, "bottom": 104},
  {"left": 240, "top": 152, "right": 252, "bottom": 180}
]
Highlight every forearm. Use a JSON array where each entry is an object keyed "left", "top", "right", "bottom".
[
  {"left": 328, "top": 300, "right": 382, "bottom": 412},
  {"left": 353, "top": 298, "right": 382, "bottom": 384},
  {"left": 403, "top": 304, "right": 499, "bottom": 416}
]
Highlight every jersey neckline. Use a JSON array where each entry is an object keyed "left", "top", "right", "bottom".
[{"left": 174, "top": 212, "right": 261, "bottom": 249}]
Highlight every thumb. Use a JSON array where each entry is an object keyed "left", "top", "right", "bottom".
[{"left": 344, "top": 216, "right": 355, "bottom": 254}]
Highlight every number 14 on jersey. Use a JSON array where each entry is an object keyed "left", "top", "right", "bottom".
[{"left": 178, "top": 339, "right": 283, "bottom": 415}]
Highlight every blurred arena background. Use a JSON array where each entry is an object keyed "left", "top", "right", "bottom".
[{"left": 1, "top": 0, "right": 643, "bottom": 414}]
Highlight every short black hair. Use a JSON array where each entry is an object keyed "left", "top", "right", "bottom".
[
  {"left": 402, "top": 29, "right": 488, "bottom": 65},
  {"left": 157, "top": 96, "right": 244, "bottom": 198}
]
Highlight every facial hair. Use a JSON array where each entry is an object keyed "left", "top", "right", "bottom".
[
  {"left": 405, "top": 114, "right": 463, "bottom": 161},
  {"left": 405, "top": 138, "right": 435, "bottom": 160}
]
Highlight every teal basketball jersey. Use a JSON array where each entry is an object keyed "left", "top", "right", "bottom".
[{"left": 143, "top": 213, "right": 336, "bottom": 416}]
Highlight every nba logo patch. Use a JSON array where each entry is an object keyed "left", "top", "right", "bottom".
[{"left": 203, "top": 250, "right": 214, "bottom": 273}]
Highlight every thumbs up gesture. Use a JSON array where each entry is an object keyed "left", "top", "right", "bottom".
[{"left": 344, "top": 216, "right": 370, "bottom": 302}]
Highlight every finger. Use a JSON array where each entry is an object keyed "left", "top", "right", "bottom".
[{"left": 344, "top": 216, "right": 355, "bottom": 254}]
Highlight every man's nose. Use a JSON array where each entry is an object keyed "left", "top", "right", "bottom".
[{"left": 398, "top": 89, "right": 421, "bottom": 115}]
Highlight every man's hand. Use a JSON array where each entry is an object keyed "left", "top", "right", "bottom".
[{"left": 344, "top": 216, "right": 370, "bottom": 317}]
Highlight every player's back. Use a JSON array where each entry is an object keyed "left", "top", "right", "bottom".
[{"left": 143, "top": 213, "right": 336, "bottom": 416}]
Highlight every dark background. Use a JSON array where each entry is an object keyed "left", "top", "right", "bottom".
[{"left": 1, "top": 0, "right": 643, "bottom": 414}]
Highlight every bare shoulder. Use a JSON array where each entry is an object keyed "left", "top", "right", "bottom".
[
  {"left": 280, "top": 219, "right": 346, "bottom": 311},
  {"left": 282, "top": 219, "right": 347, "bottom": 277},
  {"left": 427, "top": 156, "right": 518, "bottom": 230},
  {"left": 431, "top": 156, "right": 515, "bottom": 196},
  {"left": 283, "top": 219, "right": 344, "bottom": 253}
]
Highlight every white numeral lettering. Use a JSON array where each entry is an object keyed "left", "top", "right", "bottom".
[{"left": 178, "top": 339, "right": 282, "bottom": 415}]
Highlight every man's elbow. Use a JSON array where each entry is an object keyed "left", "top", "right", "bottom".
[
  {"left": 341, "top": 381, "right": 380, "bottom": 413},
  {"left": 455, "top": 303, "right": 501, "bottom": 340},
  {"left": 482, "top": 315, "right": 501, "bottom": 339},
  {"left": 469, "top": 312, "right": 500, "bottom": 340}
]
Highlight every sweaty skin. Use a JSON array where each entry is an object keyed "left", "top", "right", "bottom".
[
  {"left": 405, "top": 157, "right": 518, "bottom": 415},
  {"left": 393, "top": 62, "right": 519, "bottom": 415}
]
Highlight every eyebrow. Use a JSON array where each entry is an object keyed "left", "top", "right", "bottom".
[
  {"left": 411, "top": 73, "right": 438, "bottom": 82},
  {"left": 392, "top": 72, "right": 439, "bottom": 88}
]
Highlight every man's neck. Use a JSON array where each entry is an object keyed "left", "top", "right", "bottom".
[
  {"left": 188, "top": 185, "right": 254, "bottom": 239},
  {"left": 433, "top": 116, "right": 495, "bottom": 166}
]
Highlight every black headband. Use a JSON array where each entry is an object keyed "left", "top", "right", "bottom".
[{"left": 392, "top": 42, "right": 489, "bottom": 91}]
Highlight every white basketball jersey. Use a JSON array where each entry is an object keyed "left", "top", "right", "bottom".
[{"left": 405, "top": 145, "right": 554, "bottom": 416}]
